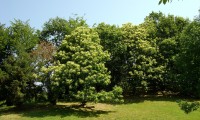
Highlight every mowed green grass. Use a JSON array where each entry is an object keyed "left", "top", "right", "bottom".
[{"left": 0, "top": 97, "right": 200, "bottom": 120}]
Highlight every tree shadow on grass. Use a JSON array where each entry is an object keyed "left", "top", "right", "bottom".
[
  {"left": 123, "top": 95, "right": 181, "bottom": 104},
  {"left": 0, "top": 104, "right": 113, "bottom": 118}
]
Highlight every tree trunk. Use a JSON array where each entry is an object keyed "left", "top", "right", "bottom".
[
  {"left": 6, "top": 99, "right": 13, "bottom": 106},
  {"left": 80, "top": 101, "right": 87, "bottom": 107},
  {"left": 50, "top": 99, "right": 57, "bottom": 105}
]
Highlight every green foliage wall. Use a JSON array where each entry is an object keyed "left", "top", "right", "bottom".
[{"left": 1, "top": 11, "right": 200, "bottom": 107}]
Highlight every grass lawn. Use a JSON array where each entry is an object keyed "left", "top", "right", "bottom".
[{"left": 0, "top": 97, "right": 200, "bottom": 120}]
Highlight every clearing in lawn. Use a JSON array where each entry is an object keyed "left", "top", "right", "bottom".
[{"left": 0, "top": 97, "right": 200, "bottom": 120}]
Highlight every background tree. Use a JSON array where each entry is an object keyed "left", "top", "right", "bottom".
[
  {"left": 95, "top": 23, "right": 125, "bottom": 89},
  {"left": 159, "top": 0, "right": 172, "bottom": 4},
  {"left": 0, "top": 20, "right": 38, "bottom": 106},
  {"left": 31, "top": 41, "right": 56, "bottom": 102},
  {"left": 144, "top": 12, "right": 189, "bottom": 93},
  {"left": 0, "top": 24, "right": 9, "bottom": 101},
  {"left": 40, "top": 16, "right": 88, "bottom": 47},
  {"left": 176, "top": 20, "right": 200, "bottom": 98},
  {"left": 95, "top": 14, "right": 188, "bottom": 95},
  {"left": 120, "top": 23, "right": 163, "bottom": 95},
  {"left": 0, "top": 24, "right": 9, "bottom": 64}
]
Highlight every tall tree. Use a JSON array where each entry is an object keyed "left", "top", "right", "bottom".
[
  {"left": 120, "top": 23, "right": 163, "bottom": 95},
  {"left": 0, "top": 24, "right": 9, "bottom": 101},
  {"left": 0, "top": 20, "right": 38, "bottom": 106},
  {"left": 144, "top": 12, "right": 189, "bottom": 93},
  {"left": 176, "top": 20, "right": 200, "bottom": 98},
  {"left": 43, "top": 27, "right": 123, "bottom": 105}
]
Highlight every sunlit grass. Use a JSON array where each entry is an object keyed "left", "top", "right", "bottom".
[{"left": 0, "top": 97, "right": 200, "bottom": 120}]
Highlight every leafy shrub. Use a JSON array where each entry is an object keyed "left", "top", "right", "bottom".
[{"left": 178, "top": 100, "right": 200, "bottom": 114}]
